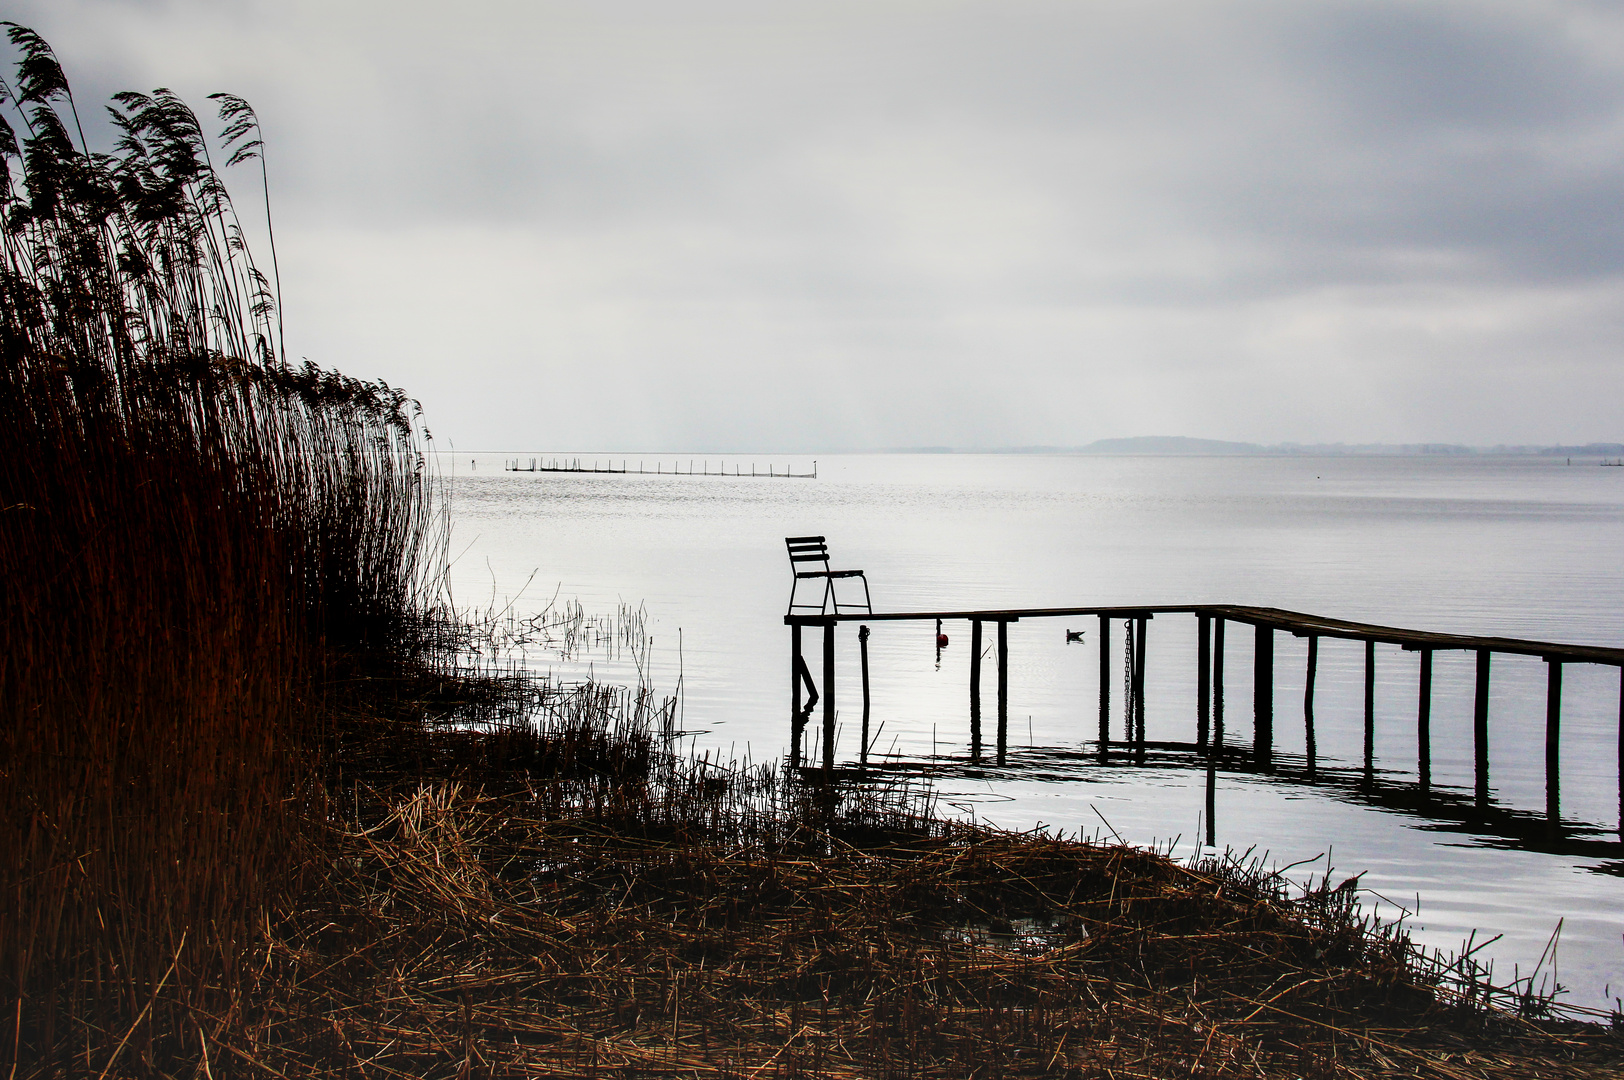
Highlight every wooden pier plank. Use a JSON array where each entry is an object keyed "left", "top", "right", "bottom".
[{"left": 785, "top": 603, "right": 1624, "bottom": 667}]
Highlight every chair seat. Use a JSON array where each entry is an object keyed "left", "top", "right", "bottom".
[{"left": 795, "top": 569, "right": 866, "bottom": 579}]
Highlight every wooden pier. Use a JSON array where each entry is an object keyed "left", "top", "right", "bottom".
[
  {"left": 786, "top": 603, "right": 1624, "bottom": 841},
  {"left": 507, "top": 457, "right": 816, "bottom": 478}
]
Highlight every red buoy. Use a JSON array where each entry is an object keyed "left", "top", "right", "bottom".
[{"left": 936, "top": 633, "right": 950, "bottom": 648}]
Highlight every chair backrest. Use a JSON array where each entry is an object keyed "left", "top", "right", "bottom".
[{"left": 785, "top": 535, "right": 832, "bottom": 572}]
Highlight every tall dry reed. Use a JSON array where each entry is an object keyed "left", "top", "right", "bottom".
[{"left": 0, "top": 26, "right": 440, "bottom": 1072}]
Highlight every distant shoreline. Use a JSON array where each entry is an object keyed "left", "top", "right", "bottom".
[{"left": 449, "top": 438, "right": 1624, "bottom": 458}]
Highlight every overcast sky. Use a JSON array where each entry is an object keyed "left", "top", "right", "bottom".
[{"left": 13, "top": 1, "right": 1624, "bottom": 449}]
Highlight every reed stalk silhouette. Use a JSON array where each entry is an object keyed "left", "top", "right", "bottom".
[{"left": 0, "top": 25, "right": 440, "bottom": 1071}]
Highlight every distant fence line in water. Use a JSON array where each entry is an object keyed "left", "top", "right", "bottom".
[
  {"left": 785, "top": 602, "right": 1624, "bottom": 861},
  {"left": 504, "top": 457, "right": 817, "bottom": 479}
]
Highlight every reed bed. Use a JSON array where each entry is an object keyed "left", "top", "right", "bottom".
[
  {"left": 157, "top": 703, "right": 1616, "bottom": 1080},
  {"left": 0, "top": 27, "right": 440, "bottom": 1072}
]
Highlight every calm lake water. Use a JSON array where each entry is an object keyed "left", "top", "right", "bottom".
[{"left": 443, "top": 452, "right": 1624, "bottom": 1011}]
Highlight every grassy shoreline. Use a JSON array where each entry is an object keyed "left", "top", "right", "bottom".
[{"left": 199, "top": 689, "right": 1623, "bottom": 1079}]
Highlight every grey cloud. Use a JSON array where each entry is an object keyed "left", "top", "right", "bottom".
[{"left": 10, "top": 0, "right": 1624, "bottom": 447}]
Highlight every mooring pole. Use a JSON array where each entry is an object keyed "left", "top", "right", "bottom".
[
  {"left": 1197, "top": 614, "right": 1211, "bottom": 750},
  {"left": 1363, "top": 639, "right": 1376, "bottom": 789},
  {"left": 1304, "top": 635, "right": 1318, "bottom": 780},
  {"left": 791, "top": 622, "right": 803, "bottom": 767},
  {"left": 1418, "top": 648, "right": 1433, "bottom": 796},
  {"left": 1098, "top": 615, "right": 1110, "bottom": 762},
  {"left": 1207, "top": 618, "right": 1226, "bottom": 849},
  {"left": 1134, "top": 617, "right": 1149, "bottom": 762},
  {"left": 969, "top": 619, "right": 983, "bottom": 761},
  {"left": 822, "top": 621, "right": 836, "bottom": 774},
  {"left": 858, "top": 625, "right": 872, "bottom": 771},
  {"left": 1546, "top": 658, "right": 1562, "bottom": 830},
  {"left": 1253, "top": 623, "right": 1273, "bottom": 770},
  {"left": 1474, "top": 649, "right": 1491, "bottom": 812},
  {"left": 996, "top": 620, "right": 1009, "bottom": 765}
]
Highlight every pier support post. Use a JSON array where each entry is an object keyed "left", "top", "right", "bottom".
[
  {"left": 1098, "top": 616, "right": 1110, "bottom": 762},
  {"left": 1253, "top": 623, "right": 1273, "bottom": 770},
  {"left": 996, "top": 621, "right": 1010, "bottom": 765},
  {"left": 822, "top": 622, "right": 836, "bottom": 774},
  {"left": 858, "top": 625, "right": 872, "bottom": 771},
  {"left": 1133, "top": 616, "right": 1148, "bottom": 763},
  {"left": 1207, "top": 618, "right": 1226, "bottom": 849},
  {"left": 791, "top": 623, "right": 803, "bottom": 767},
  {"left": 1474, "top": 649, "right": 1491, "bottom": 812},
  {"left": 970, "top": 620, "right": 983, "bottom": 762},
  {"left": 1363, "top": 639, "right": 1376, "bottom": 790},
  {"left": 1304, "top": 636, "right": 1318, "bottom": 780},
  {"left": 1418, "top": 648, "right": 1433, "bottom": 796},
  {"left": 1546, "top": 658, "right": 1562, "bottom": 830},
  {"left": 1197, "top": 615, "right": 1211, "bottom": 750},
  {"left": 1213, "top": 618, "right": 1226, "bottom": 759}
]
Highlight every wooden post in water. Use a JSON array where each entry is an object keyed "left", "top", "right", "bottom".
[
  {"left": 1098, "top": 616, "right": 1111, "bottom": 762},
  {"left": 1304, "top": 635, "right": 1318, "bottom": 780},
  {"left": 1418, "top": 648, "right": 1433, "bottom": 796},
  {"left": 1363, "top": 639, "right": 1376, "bottom": 789},
  {"left": 969, "top": 620, "right": 983, "bottom": 762},
  {"left": 1546, "top": 658, "right": 1562, "bottom": 829},
  {"left": 858, "top": 625, "right": 871, "bottom": 770},
  {"left": 791, "top": 623, "right": 803, "bottom": 767},
  {"left": 1207, "top": 618, "right": 1226, "bottom": 849},
  {"left": 1253, "top": 623, "right": 1273, "bottom": 769},
  {"left": 822, "top": 622, "right": 836, "bottom": 774},
  {"left": 1134, "top": 616, "right": 1148, "bottom": 763},
  {"left": 1474, "top": 649, "right": 1491, "bottom": 811},
  {"left": 1197, "top": 614, "right": 1211, "bottom": 750},
  {"left": 996, "top": 620, "right": 1010, "bottom": 765},
  {"left": 1213, "top": 618, "right": 1226, "bottom": 759}
]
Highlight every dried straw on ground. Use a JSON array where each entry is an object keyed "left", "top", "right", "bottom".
[{"left": 183, "top": 705, "right": 1619, "bottom": 1080}]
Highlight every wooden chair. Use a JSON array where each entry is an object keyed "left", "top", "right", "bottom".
[{"left": 785, "top": 536, "right": 872, "bottom": 615}]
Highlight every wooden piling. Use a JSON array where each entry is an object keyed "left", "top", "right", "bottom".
[
  {"left": 791, "top": 623, "right": 803, "bottom": 767},
  {"left": 1098, "top": 616, "right": 1110, "bottom": 762},
  {"left": 1213, "top": 618, "right": 1226, "bottom": 758},
  {"left": 996, "top": 621, "right": 1009, "bottom": 765},
  {"left": 1546, "top": 658, "right": 1562, "bottom": 829},
  {"left": 1207, "top": 618, "right": 1225, "bottom": 848},
  {"left": 822, "top": 622, "right": 836, "bottom": 774},
  {"left": 1304, "top": 635, "right": 1318, "bottom": 780},
  {"left": 1474, "top": 649, "right": 1491, "bottom": 811},
  {"left": 1363, "top": 639, "right": 1376, "bottom": 789},
  {"left": 1134, "top": 616, "right": 1148, "bottom": 763},
  {"left": 1254, "top": 623, "right": 1273, "bottom": 769},
  {"left": 970, "top": 620, "right": 983, "bottom": 761},
  {"left": 1197, "top": 614, "right": 1211, "bottom": 749},
  {"left": 858, "top": 625, "right": 871, "bottom": 770},
  {"left": 1418, "top": 648, "right": 1433, "bottom": 796}
]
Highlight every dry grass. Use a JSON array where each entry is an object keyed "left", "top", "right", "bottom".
[{"left": 163, "top": 707, "right": 1623, "bottom": 1080}]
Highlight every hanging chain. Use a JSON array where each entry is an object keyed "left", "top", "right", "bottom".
[{"left": 1123, "top": 626, "right": 1136, "bottom": 741}]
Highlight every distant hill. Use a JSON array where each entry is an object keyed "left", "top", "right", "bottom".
[{"left": 1076, "top": 436, "right": 1267, "bottom": 455}]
